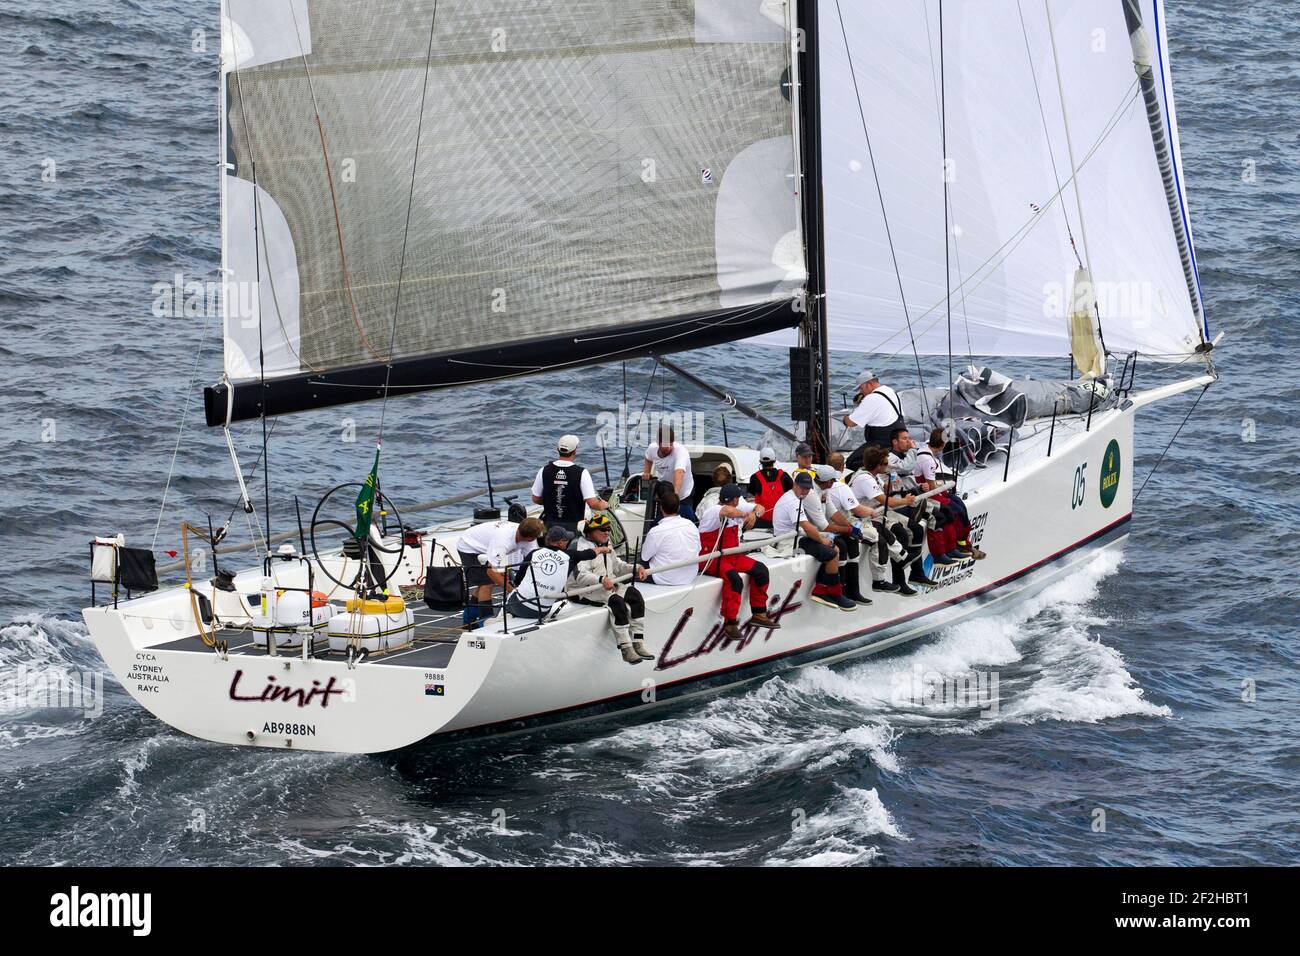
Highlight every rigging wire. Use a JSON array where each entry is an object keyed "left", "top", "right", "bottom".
[
  {"left": 150, "top": 309, "right": 213, "bottom": 551},
  {"left": 221, "top": 6, "right": 322, "bottom": 379},
  {"left": 921, "top": 1, "right": 975, "bottom": 369},
  {"left": 939, "top": 0, "right": 954, "bottom": 426},
  {"left": 622, "top": 361, "right": 630, "bottom": 476},
  {"left": 250, "top": 149, "right": 271, "bottom": 551},
  {"left": 222, "top": 417, "right": 279, "bottom": 534},
  {"left": 287, "top": 3, "right": 385, "bottom": 364},
  {"left": 224, "top": 39, "right": 277, "bottom": 553},
  {"left": 1044, "top": 0, "right": 1109, "bottom": 358},
  {"left": 832, "top": 0, "right": 930, "bottom": 418},
  {"left": 861, "top": 81, "right": 1140, "bottom": 361},
  {"left": 1016, "top": 0, "right": 1083, "bottom": 269},
  {"left": 378, "top": 0, "right": 440, "bottom": 443},
  {"left": 1134, "top": 383, "right": 1210, "bottom": 501}
]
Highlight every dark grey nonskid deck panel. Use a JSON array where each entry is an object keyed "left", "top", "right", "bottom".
[{"left": 150, "top": 605, "right": 463, "bottom": 669}]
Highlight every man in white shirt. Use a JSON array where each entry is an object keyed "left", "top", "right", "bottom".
[
  {"left": 842, "top": 370, "right": 905, "bottom": 450},
  {"left": 507, "top": 526, "right": 601, "bottom": 621},
  {"left": 819, "top": 461, "right": 878, "bottom": 606},
  {"left": 456, "top": 517, "right": 544, "bottom": 629},
  {"left": 636, "top": 490, "right": 701, "bottom": 587},
  {"left": 771, "top": 472, "right": 856, "bottom": 611},
  {"left": 532, "top": 433, "right": 609, "bottom": 534},
  {"left": 826, "top": 453, "right": 879, "bottom": 525},
  {"left": 849, "top": 447, "right": 928, "bottom": 595},
  {"left": 642, "top": 425, "right": 697, "bottom": 523}
]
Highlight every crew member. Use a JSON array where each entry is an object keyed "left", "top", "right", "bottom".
[
  {"left": 886, "top": 428, "right": 941, "bottom": 583},
  {"left": 747, "top": 447, "right": 792, "bottom": 529},
  {"left": 843, "top": 371, "right": 905, "bottom": 468},
  {"left": 636, "top": 490, "right": 701, "bottom": 586},
  {"left": 642, "top": 426, "right": 697, "bottom": 523},
  {"left": 886, "top": 427, "right": 920, "bottom": 490},
  {"left": 698, "top": 484, "right": 781, "bottom": 639},
  {"left": 850, "top": 447, "right": 925, "bottom": 595},
  {"left": 791, "top": 442, "right": 817, "bottom": 483},
  {"left": 821, "top": 458, "right": 878, "bottom": 606},
  {"left": 771, "top": 472, "right": 856, "bottom": 611},
  {"left": 915, "top": 427, "right": 984, "bottom": 562},
  {"left": 507, "top": 526, "right": 603, "bottom": 621},
  {"left": 456, "top": 516, "right": 544, "bottom": 629},
  {"left": 569, "top": 514, "right": 652, "bottom": 665},
  {"left": 532, "top": 434, "right": 609, "bottom": 535}
]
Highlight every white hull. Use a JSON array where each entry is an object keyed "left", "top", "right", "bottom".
[{"left": 83, "top": 399, "right": 1149, "bottom": 754}]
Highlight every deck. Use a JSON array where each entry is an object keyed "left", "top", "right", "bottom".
[{"left": 151, "top": 604, "right": 466, "bottom": 670}]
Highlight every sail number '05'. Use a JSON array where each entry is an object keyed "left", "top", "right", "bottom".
[{"left": 1071, "top": 462, "right": 1088, "bottom": 510}]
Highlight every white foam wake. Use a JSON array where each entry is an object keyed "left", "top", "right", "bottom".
[{"left": 559, "top": 548, "right": 1161, "bottom": 865}]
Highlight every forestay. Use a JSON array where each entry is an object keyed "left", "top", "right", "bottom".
[{"left": 211, "top": 0, "right": 805, "bottom": 424}]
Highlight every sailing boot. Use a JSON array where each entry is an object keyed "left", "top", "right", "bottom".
[
  {"left": 615, "top": 625, "right": 641, "bottom": 665},
  {"left": 892, "top": 562, "right": 918, "bottom": 596},
  {"left": 748, "top": 608, "right": 783, "bottom": 629},
  {"left": 723, "top": 620, "right": 744, "bottom": 640},
  {"left": 841, "top": 564, "right": 874, "bottom": 605},
  {"left": 910, "top": 558, "right": 938, "bottom": 587},
  {"left": 629, "top": 619, "right": 655, "bottom": 660}
]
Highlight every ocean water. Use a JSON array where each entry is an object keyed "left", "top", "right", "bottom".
[{"left": 0, "top": 0, "right": 1297, "bottom": 866}]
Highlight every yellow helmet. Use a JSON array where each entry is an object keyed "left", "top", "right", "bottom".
[{"left": 585, "top": 513, "right": 612, "bottom": 532}]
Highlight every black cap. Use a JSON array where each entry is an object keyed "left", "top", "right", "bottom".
[
  {"left": 794, "top": 442, "right": 813, "bottom": 457},
  {"left": 719, "top": 483, "right": 743, "bottom": 503},
  {"left": 793, "top": 472, "right": 814, "bottom": 489}
]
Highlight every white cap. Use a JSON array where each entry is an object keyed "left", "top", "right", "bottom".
[
  {"left": 759, "top": 446, "right": 777, "bottom": 463},
  {"left": 557, "top": 434, "right": 580, "bottom": 454},
  {"left": 857, "top": 370, "right": 879, "bottom": 387},
  {"left": 814, "top": 464, "right": 838, "bottom": 483}
]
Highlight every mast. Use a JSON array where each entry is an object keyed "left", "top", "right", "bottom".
[
  {"left": 1122, "top": 0, "right": 1208, "bottom": 343},
  {"left": 797, "top": 0, "right": 832, "bottom": 460}
]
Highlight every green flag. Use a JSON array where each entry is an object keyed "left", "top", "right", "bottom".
[{"left": 355, "top": 447, "right": 380, "bottom": 541}]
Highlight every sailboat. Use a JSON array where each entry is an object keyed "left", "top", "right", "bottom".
[{"left": 82, "top": 0, "right": 1216, "bottom": 753}]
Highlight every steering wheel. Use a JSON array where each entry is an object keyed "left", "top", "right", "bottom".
[{"left": 308, "top": 483, "right": 407, "bottom": 592}]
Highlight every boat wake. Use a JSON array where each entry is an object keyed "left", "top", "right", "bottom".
[
  {"left": 0, "top": 550, "right": 1168, "bottom": 866},
  {"left": 528, "top": 547, "right": 1169, "bottom": 865},
  {"left": 0, "top": 614, "right": 110, "bottom": 751}
]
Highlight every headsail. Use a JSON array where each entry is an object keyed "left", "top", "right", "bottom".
[
  {"left": 208, "top": 0, "right": 805, "bottom": 425},
  {"left": 769, "top": 0, "right": 1209, "bottom": 365}
]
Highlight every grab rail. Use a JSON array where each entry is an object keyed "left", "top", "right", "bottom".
[
  {"left": 551, "top": 480, "right": 954, "bottom": 601},
  {"left": 155, "top": 480, "right": 533, "bottom": 576},
  {"left": 552, "top": 531, "right": 798, "bottom": 600}
]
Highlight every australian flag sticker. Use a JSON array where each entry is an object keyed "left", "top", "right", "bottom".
[{"left": 425, "top": 683, "right": 445, "bottom": 697}]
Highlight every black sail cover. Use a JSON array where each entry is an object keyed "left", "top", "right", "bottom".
[{"left": 207, "top": 0, "right": 807, "bottom": 425}]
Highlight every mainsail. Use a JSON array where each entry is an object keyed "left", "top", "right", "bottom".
[
  {"left": 766, "top": 0, "right": 1210, "bottom": 365},
  {"left": 205, "top": 0, "right": 1210, "bottom": 429},
  {"left": 207, "top": 0, "right": 806, "bottom": 425}
]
